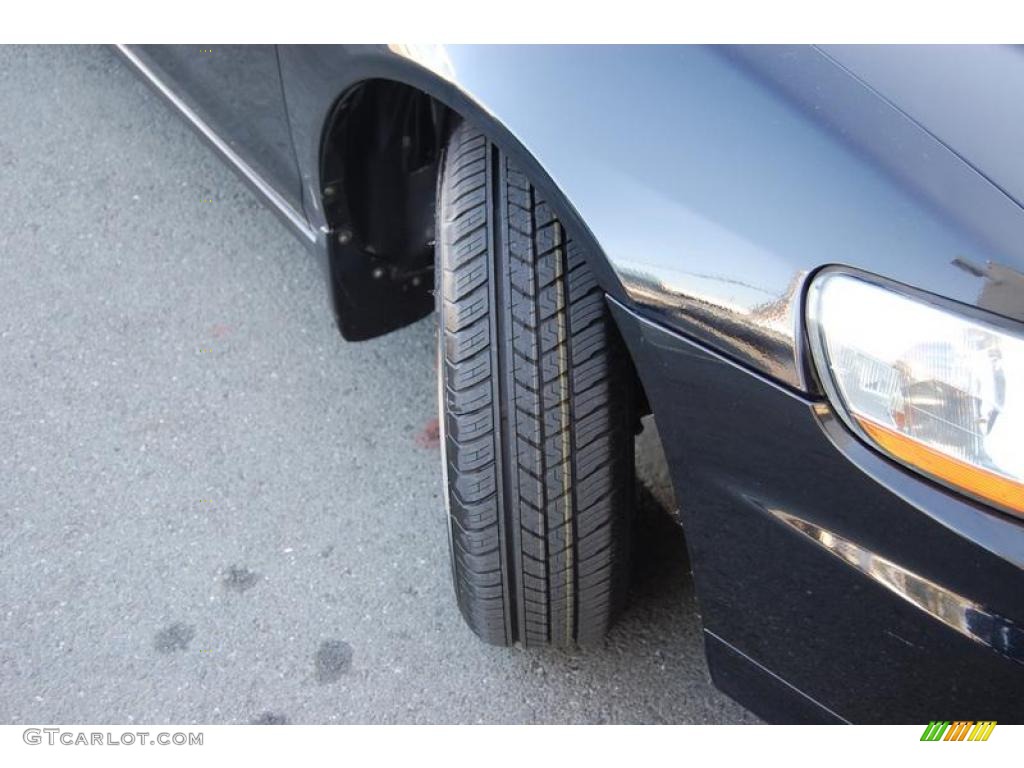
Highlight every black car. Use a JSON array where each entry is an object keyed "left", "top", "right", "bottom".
[{"left": 117, "top": 44, "right": 1024, "bottom": 724}]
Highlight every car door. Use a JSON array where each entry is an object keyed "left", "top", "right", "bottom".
[{"left": 131, "top": 45, "right": 304, "bottom": 214}]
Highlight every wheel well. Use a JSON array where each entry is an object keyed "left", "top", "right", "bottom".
[
  {"left": 319, "top": 79, "right": 454, "bottom": 341},
  {"left": 317, "top": 77, "right": 651, "bottom": 421}
]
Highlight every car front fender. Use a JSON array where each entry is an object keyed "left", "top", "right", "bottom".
[{"left": 279, "top": 44, "right": 1024, "bottom": 393}]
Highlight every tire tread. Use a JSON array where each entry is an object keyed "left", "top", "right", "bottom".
[{"left": 439, "top": 122, "right": 633, "bottom": 648}]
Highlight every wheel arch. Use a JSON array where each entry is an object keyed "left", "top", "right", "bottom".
[{"left": 307, "top": 50, "right": 629, "bottom": 342}]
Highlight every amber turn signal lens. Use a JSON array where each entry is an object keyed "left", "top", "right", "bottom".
[{"left": 857, "top": 416, "right": 1024, "bottom": 516}]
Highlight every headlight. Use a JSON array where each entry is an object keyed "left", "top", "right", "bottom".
[{"left": 807, "top": 272, "right": 1023, "bottom": 518}]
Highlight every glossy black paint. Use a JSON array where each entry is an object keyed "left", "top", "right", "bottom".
[
  {"left": 135, "top": 45, "right": 304, "bottom": 212},
  {"left": 704, "top": 633, "right": 846, "bottom": 723},
  {"left": 443, "top": 43, "right": 1024, "bottom": 391},
  {"left": 610, "top": 300, "right": 1024, "bottom": 723},
  {"left": 820, "top": 45, "right": 1024, "bottom": 211},
  {"left": 116, "top": 45, "right": 1024, "bottom": 723},
  {"left": 280, "top": 45, "right": 1024, "bottom": 392}
]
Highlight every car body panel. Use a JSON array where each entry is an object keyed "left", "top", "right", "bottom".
[
  {"left": 117, "top": 44, "right": 315, "bottom": 244},
  {"left": 820, "top": 44, "right": 1024, "bottom": 211},
  {"left": 273, "top": 44, "right": 1024, "bottom": 391},
  {"left": 610, "top": 299, "right": 1024, "bottom": 723},
  {"left": 134, "top": 45, "right": 305, "bottom": 213}
]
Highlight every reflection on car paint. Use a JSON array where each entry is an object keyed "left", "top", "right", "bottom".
[{"left": 771, "top": 507, "right": 1023, "bottom": 664}]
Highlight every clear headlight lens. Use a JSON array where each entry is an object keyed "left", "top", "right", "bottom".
[{"left": 808, "top": 273, "right": 1023, "bottom": 517}]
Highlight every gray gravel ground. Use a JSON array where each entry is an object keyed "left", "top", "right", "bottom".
[{"left": 0, "top": 45, "right": 757, "bottom": 724}]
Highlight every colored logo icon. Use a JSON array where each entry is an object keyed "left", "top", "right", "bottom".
[{"left": 920, "top": 721, "right": 996, "bottom": 741}]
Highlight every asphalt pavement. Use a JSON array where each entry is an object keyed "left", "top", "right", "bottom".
[{"left": 0, "top": 45, "right": 757, "bottom": 724}]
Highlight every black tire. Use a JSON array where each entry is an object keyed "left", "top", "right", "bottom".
[{"left": 436, "top": 122, "right": 635, "bottom": 648}]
